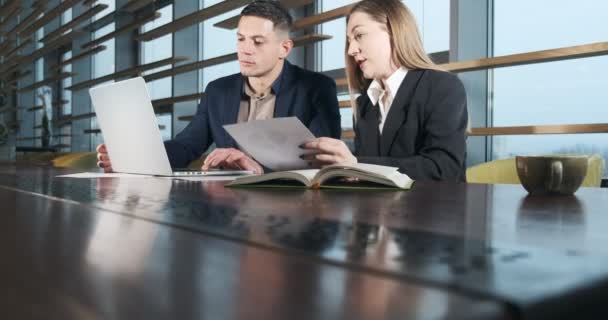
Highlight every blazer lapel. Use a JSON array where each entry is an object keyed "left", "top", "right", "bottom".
[
  {"left": 273, "top": 60, "right": 292, "bottom": 118},
  {"left": 357, "top": 98, "right": 381, "bottom": 156},
  {"left": 379, "top": 70, "right": 425, "bottom": 156},
  {"left": 222, "top": 76, "right": 243, "bottom": 147}
]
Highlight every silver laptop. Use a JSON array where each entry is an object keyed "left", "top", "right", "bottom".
[{"left": 89, "top": 77, "right": 252, "bottom": 177}]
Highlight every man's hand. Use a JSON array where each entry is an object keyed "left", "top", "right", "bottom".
[
  {"left": 202, "top": 148, "right": 264, "bottom": 174},
  {"left": 96, "top": 144, "right": 114, "bottom": 173},
  {"left": 301, "top": 137, "right": 357, "bottom": 166}
]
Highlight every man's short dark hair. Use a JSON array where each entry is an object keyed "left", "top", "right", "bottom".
[{"left": 241, "top": 0, "right": 293, "bottom": 33}]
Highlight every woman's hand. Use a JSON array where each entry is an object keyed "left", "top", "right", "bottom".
[{"left": 301, "top": 137, "right": 357, "bottom": 166}]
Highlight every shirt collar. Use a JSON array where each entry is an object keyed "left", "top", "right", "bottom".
[
  {"left": 366, "top": 67, "right": 408, "bottom": 105},
  {"left": 242, "top": 60, "right": 286, "bottom": 98}
]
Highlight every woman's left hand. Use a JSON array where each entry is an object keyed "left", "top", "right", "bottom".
[{"left": 301, "top": 137, "right": 357, "bottom": 166}]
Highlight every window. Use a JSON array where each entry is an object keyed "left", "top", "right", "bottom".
[
  {"left": 60, "top": 6, "right": 72, "bottom": 116},
  {"left": 199, "top": 0, "right": 241, "bottom": 90},
  {"left": 157, "top": 114, "right": 172, "bottom": 141},
  {"left": 92, "top": 0, "right": 116, "bottom": 78},
  {"left": 405, "top": 0, "right": 450, "bottom": 54},
  {"left": 92, "top": 23, "right": 116, "bottom": 78},
  {"left": 34, "top": 27, "right": 45, "bottom": 147},
  {"left": 34, "top": 56, "right": 44, "bottom": 147},
  {"left": 317, "top": 0, "right": 353, "bottom": 72},
  {"left": 491, "top": 0, "right": 608, "bottom": 175},
  {"left": 60, "top": 51, "right": 72, "bottom": 116},
  {"left": 94, "top": 0, "right": 115, "bottom": 20},
  {"left": 62, "top": 1, "right": 72, "bottom": 26},
  {"left": 141, "top": 4, "right": 174, "bottom": 138},
  {"left": 140, "top": 4, "right": 173, "bottom": 100},
  {"left": 54, "top": 1, "right": 73, "bottom": 151},
  {"left": 91, "top": 0, "right": 116, "bottom": 148}
]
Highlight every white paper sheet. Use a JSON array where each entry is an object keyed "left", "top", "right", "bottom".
[
  {"left": 57, "top": 172, "right": 240, "bottom": 181},
  {"left": 223, "top": 117, "right": 318, "bottom": 171},
  {"left": 56, "top": 172, "right": 154, "bottom": 178}
]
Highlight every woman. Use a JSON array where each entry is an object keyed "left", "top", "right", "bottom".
[{"left": 302, "top": 0, "right": 468, "bottom": 182}]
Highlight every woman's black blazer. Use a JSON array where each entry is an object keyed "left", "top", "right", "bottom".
[{"left": 354, "top": 69, "right": 468, "bottom": 182}]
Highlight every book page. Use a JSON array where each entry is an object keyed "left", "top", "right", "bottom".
[
  {"left": 292, "top": 169, "right": 318, "bottom": 182},
  {"left": 316, "top": 163, "right": 413, "bottom": 189},
  {"left": 320, "top": 163, "right": 400, "bottom": 178},
  {"left": 227, "top": 169, "right": 320, "bottom": 187}
]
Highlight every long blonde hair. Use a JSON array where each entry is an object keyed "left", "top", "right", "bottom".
[{"left": 345, "top": 0, "right": 441, "bottom": 102}]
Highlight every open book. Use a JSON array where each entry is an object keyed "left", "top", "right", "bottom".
[{"left": 226, "top": 163, "right": 414, "bottom": 190}]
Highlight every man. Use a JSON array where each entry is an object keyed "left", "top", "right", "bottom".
[{"left": 97, "top": 0, "right": 341, "bottom": 173}]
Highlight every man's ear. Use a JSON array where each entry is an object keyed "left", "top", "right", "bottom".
[{"left": 279, "top": 39, "right": 293, "bottom": 60}]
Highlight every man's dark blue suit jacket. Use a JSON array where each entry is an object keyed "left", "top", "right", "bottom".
[{"left": 164, "top": 60, "right": 341, "bottom": 168}]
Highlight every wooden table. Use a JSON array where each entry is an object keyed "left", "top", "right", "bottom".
[{"left": 2, "top": 163, "right": 608, "bottom": 320}]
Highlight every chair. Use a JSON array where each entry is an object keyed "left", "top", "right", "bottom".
[
  {"left": 52, "top": 152, "right": 98, "bottom": 170},
  {"left": 17, "top": 151, "right": 63, "bottom": 162},
  {"left": 54, "top": 152, "right": 206, "bottom": 170},
  {"left": 466, "top": 154, "right": 605, "bottom": 187},
  {"left": 188, "top": 157, "right": 205, "bottom": 170}
]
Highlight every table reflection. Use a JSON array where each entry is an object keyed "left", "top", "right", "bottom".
[{"left": 516, "top": 195, "right": 587, "bottom": 252}]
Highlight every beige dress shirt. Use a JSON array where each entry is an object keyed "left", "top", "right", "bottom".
[{"left": 237, "top": 79, "right": 276, "bottom": 123}]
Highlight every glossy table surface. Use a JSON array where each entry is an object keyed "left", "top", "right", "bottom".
[{"left": 2, "top": 163, "right": 608, "bottom": 320}]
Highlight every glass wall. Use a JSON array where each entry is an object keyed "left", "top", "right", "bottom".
[
  {"left": 34, "top": 27, "right": 45, "bottom": 147},
  {"left": 61, "top": 1, "right": 72, "bottom": 30},
  {"left": 91, "top": 0, "right": 116, "bottom": 148},
  {"left": 491, "top": 0, "right": 608, "bottom": 174},
  {"left": 141, "top": 4, "right": 174, "bottom": 141},
  {"left": 141, "top": 4, "right": 173, "bottom": 100},
  {"left": 9, "top": 0, "right": 604, "bottom": 168},
  {"left": 156, "top": 114, "right": 172, "bottom": 141},
  {"left": 199, "top": 0, "right": 241, "bottom": 91},
  {"left": 406, "top": 0, "right": 450, "bottom": 54},
  {"left": 59, "top": 50, "right": 72, "bottom": 151},
  {"left": 60, "top": 51, "right": 72, "bottom": 116},
  {"left": 92, "top": 0, "right": 116, "bottom": 79},
  {"left": 60, "top": 5, "right": 72, "bottom": 116},
  {"left": 95, "top": 0, "right": 115, "bottom": 20},
  {"left": 91, "top": 23, "right": 116, "bottom": 79}
]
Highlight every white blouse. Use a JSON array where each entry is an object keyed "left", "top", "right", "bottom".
[{"left": 366, "top": 67, "right": 408, "bottom": 133}]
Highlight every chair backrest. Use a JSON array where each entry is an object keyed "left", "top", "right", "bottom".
[
  {"left": 188, "top": 158, "right": 205, "bottom": 170},
  {"left": 52, "top": 152, "right": 98, "bottom": 169},
  {"left": 17, "top": 151, "right": 64, "bottom": 162},
  {"left": 466, "top": 154, "right": 605, "bottom": 187},
  {"left": 584, "top": 154, "right": 605, "bottom": 187},
  {"left": 466, "top": 158, "right": 520, "bottom": 185},
  {"left": 55, "top": 152, "right": 206, "bottom": 171}
]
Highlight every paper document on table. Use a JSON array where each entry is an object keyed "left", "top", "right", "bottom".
[
  {"left": 57, "top": 172, "right": 241, "bottom": 181},
  {"left": 57, "top": 172, "right": 149, "bottom": 178},
  {"left": 223, "top": 117, "right": 317, "bottom": 171}
]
